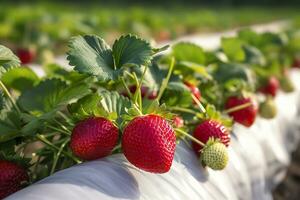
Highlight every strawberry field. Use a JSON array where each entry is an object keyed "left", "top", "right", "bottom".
[{"left": 1, "top": 2, "right": 300, "bottom": 200}]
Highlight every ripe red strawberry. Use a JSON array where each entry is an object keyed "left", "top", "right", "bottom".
[
  {"left": 122, "top": 114, "right": 176, "bottom": 173},
  {"left": 0, "top": 160, "right": 29, "bottom": 199},
  {"left": 225, "top": 96, "right": 258, "bottom": 127},
  {"left": 70, "top": 117, "right": 119, "bottom": 160},
  {"left": 173, "top": 116, "right": 184, "bottom": 128},
  {"left": 192, "top": 120, "right": 230, "bottom": 156},
  {"left": 184, "top": 81, "right": 201, "bottom": 103},
  {"left": 122, "top": 85, "right": 157, "bottom": 100},
  {"left": 259, "top": 76, "right": 279, "bottom": 97},
  {"left": 16, "top": 48, "right": 36, "bottom": 64}
]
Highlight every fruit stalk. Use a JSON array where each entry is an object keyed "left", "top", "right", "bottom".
[
  {"left": 224, "top": 102, "right": 252, "bottom": 114},
  {"left": 156, "top": 57, "right": 175, "bottom": 101},
  {"left": 175, "top": 128, "right": 205, "bottom": 147},
  {"left": 0, "top": 80, "right": 21, "bottom": 113},
  {"left": 50, "top": 138, "right": 70, "bottom": 174},
  {"left": 36, "top": 134, "right": 81, "bottom": 163}
]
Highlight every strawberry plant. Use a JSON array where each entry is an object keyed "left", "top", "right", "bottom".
[{"left": 0, "top": 21, "right": 299, "bottom": 197}]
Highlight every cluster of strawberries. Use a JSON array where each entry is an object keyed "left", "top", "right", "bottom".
[{"left": 1, "top": 32, "right": 299, "bottom": 199}]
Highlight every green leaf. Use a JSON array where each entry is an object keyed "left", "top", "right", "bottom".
[
  {"left": 243, "top": 45, "right": 266, "bottom": 66},
  {"left": 20, "top": 111, "right": 57, "bottom": 136},
  {"left": 0, "top": 140, "right": 16, "bottom": 156},
  {"left": 0, "top": 91, "right": 5, "bottom": 111},
  {"left": 68, "top": 93, "right": 102, "bottom": 120},
  {"left": 0, "top": 120, "right": 19, "bottom": 142},
  {"left": 18, "top": 78, "right": 91, "bottom": 114},
  {"left": 43, "top": 63, "right": 69, "bottom": 77},
  {"left": 99, "top": 90, "right": 132, "bottom": 116},
  {"left": 131, "top": 62, "right": 165, "bottom": 91},
  {"left": 67, "top": 35, "right": 115, "bottom": 82},
  {"left": 0, "top": 45, "right": 20, "bottom": 72},
  {"left": 177, "top": 61, "right": 212, "bottom": 79},
  {"left": 1, "top": 67, "right": 39, "bottom": 92},
  {"left": 238, "top": 29, "right": 260, "bottom": 46},
  {"left": 67, "top": 34, "right": 160, "bottom": 82},
  {"left": 161, "top": 82, "right": 193, "bottom": 107},
  {"left": 221, "top": 37, "right": 245, "bottom": 62},
  {"left": 213, "top": 63, "right": 256, "bottom": 88},
  {"left": 112, "top": 34, "right": 154, "bottom": 68},
  {"left": 172, "top": 42, "right": 206, "bottom": 64}
]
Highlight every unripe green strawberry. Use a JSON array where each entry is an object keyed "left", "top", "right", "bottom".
[
  {"left": 280, "top": 76, "right": 294, "bottom": 93},
  {"left": 259, "top": 97, "right": 277, "bottom": 119},
  {"left": 200, "top": 139, "right": 228, "bottom": 170}
]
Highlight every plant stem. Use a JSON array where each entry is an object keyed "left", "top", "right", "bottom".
[
  {"left": 50, "top": 138, "right": 70, "bottom": 174},
  {"left": 124, "top": 71, "right": 135, "bottom": 79},
  {"left": 47, "top": 124, "right": 71, "bottom": 136},
  {"left": 132, "top": 72, "right": 142, "bottom": 110},
  {"left": 53, "top": 119, "right": 72, "bottom": 132},
  {"left": 0, "top": 80, "right": 21, "bottom": 113},
  {"left": 136, "top": 65, "right": 149, "bottom": 110},
  {"left": 170, "top": 107, "right": 198, "bottom": 115},
  {"left": 191, "top": 94, "right": 206, "bottom": 113},
  {"left": 112, "top": 143, "right": 121, "bottom": 152},
  {"left": 175, "top": 128, "right": 205, "bottom": 147},
  {"left": 36, "top": 134, "right": 81, "bottom": 163},
  {"left": 156, "top": 57, "right": 175, "bottom": 101},
  {"left": 57, "top": 111, "right": 73, "bottom": 125},
  {"left": 224, "top": 102, "right": 252, "bottom": 114},
  {"left": 121, "top": 77, "right": 133, "bottom": 99}
]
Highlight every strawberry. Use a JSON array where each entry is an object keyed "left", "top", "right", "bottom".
[
  {"left": 259, "top": 97, "right": 277, "bottom": 119},
  {"left": 184, "top": 81, "right": 201, "bottom": 103},
  {"left": 0, "top": 160, "right": 29, "bottom": 199},
  {"left": 16, "top": 48, "right": 36, "bottom": 65},
  {"left": 122, "top": 85, "right": 157, "bottom": 100},
  {"left": 122, "top": 114, "right": 176, "bottom": 173},
  {"left": 192, "top": 120, "right": 230, "bottom": 156},
  {"left": 225, "top": 96, "right": 258, "bottom": 127},
  {"left": 280, "top": 76, "right": 295, "bottom": 93},
  {"left": 259, "top": 76, "right": 279, "bottom": 97},
  {"left": 201, "top": 139, "right": 228, "bottom": 170},
  {"left": 70, "top": 117, "right": 119, "bottom": 160},
  {"left": 173, "top": 116, "right": 184, "bottom": 128}
]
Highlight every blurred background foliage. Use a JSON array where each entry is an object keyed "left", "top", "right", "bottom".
[{"left": 0, "top": 0, "right": 299, "bottom": 57}]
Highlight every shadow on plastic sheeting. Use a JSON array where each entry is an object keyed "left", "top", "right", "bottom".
[
  {"left": 39, "top": 158, "right": 141, "bottom": 199},
  {"left": 174, "top": 141, "right": 209, "bottom": 183}
]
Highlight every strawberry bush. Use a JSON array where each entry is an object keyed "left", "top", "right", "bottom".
[{"left": 0, "top": 25, "right": 300, "bottom": 198}]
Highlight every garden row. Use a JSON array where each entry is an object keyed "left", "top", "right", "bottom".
[{"left": 1, "top": 3, "right": 300, "bottom": 60}]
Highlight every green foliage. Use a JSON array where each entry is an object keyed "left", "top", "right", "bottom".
[
  {"left": 221, "top": 37, "right": 245, "bottom": 62},
  {"left": 67, "top": 35, "right": 115, "bottom": 81},
  {"left": 0, "top": 45, "right": 20, "bottom": 74},
  {"left": 213, "top": 63, "right": 256, "bottom": 89},
  {"left": 68, "top": 93, "right": 102, "bottom": 121},
  {"left": 1, "top": 67, "right": 39, "bottom": 92},
  {"left": 161, "top": 82, "right": 193, "bottom": 107},
  {"left": 172, "top": 42, "right": 206, "bottom": 64},
  {"left": 67, "top": 34, "right": 162, "bottom": 82},
  {"left": 99, "top": 90, "right": 132, "bottom": 124},
  {"left": 243, "top": 45, "right": 266, "bottom": 66},
  {"left": 18, "top": 78, "right": 90, "bottom": 114},
  {"left": 112, "top": 35, "right": 154, "bottom": 67}
]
